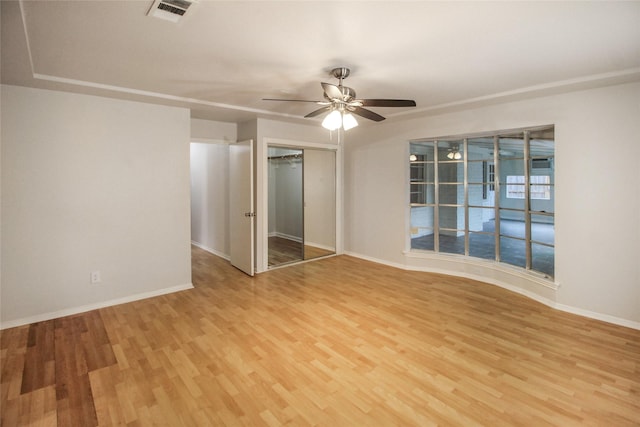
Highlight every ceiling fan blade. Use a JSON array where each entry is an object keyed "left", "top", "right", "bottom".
[
  {"left": 358, "top": 99, "right": 417, "bottom": 107},
  {"left": 321, "top": 82, "right": 343, "bottom": 100},
  {"left": 351, "top": 106, "right": 386, "bottom": 122},
  {"left": 305, "top": 106, "right": 331, "bottom": 118},
  {"left": 262, "top": 98, "right": 324, "bottom": 103}
]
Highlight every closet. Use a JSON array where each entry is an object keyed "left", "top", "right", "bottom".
[{"left": 267, "top": 145, "right": 336, "bottom": 267}]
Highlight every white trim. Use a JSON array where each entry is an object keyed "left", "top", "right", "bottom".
[
  {"left": 403, "top": 250, "right": 559, "bottom": 290},
  {"left": 552, "top": 303, "right": 640, "bottom": 331},
  {"left": 345, "top": 251, "right": 639, "bottom": 331},
  {"left": 191, "top": 240, "right": 230, "bottom": 260},
  {"left": 33, "top": 73, "right": 300, "bottom": 120},
  {"left": 344, "top": 251, "right": 407, "bottom": 271},
  {"left": 396, "top": 67, "right": 640, "bottom": 119},
  {"left": 0, "top": 283, "right": 194, "bottom": 330}
]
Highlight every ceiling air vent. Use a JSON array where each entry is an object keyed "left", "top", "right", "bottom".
[{"left": 147, "top": 0, "right": 195, "bottom": 23}]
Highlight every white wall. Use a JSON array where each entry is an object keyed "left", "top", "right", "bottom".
[
  {"left": 344, "top": 82, "right": 640, "bottom": 327},
  {"left": 190, "top": 142, "right": 230, "bottom": 258},
  {"left": 191, "top": 118, "right": 237, "bottom": 143},
  {"left": 1, "top": 85, "right": 192, "bottom": 328}
]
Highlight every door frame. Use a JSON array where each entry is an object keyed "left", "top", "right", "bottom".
[{"left": 257, "top": 137, "right": 342, "bottom": 273}]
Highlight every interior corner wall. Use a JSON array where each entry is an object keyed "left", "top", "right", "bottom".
[
  {"left": 237, "top": 119, "right": 258, "bottom": 144},
  {"left": 1, "top": 85, "right": 192, "bottom": 328},
  {"left": 343, "top": 82, "right": 640, "bottom": 327}
]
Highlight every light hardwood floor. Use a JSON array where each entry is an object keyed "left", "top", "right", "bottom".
[{"left": 2, "top": 246, "right": 639, "bottom": 426}]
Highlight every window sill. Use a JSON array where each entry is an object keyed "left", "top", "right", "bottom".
[{"left": 403, "top": 249, "right": 559, "bottom": 291}]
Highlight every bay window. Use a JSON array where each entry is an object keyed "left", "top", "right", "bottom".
[{"left": 409, "top": 125, "right": 555, "bottom": 278}]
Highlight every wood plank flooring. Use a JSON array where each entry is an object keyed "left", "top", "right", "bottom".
[{"left": 2, "top": 246, "right": 640, "bottom": 426}]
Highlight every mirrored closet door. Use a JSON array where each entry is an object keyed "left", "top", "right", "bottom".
[{"left": 267, "top": 146, "right": 336, "bottom": 267}]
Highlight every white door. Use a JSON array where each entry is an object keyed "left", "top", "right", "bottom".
[{"left": 229, "top": 140, "right": 254, "bottom": 276}]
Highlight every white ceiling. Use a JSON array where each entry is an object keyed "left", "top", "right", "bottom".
[{"left": 2, "top": 1, "right": 640, "bottom": 126}]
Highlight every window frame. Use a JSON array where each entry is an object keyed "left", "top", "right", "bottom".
[{"left": 409, "top": 125, "right": 555, "bottom": 278}]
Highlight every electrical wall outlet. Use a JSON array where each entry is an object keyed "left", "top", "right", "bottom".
[{"left": 90, "top": 271, "right": 101, "bottom": 284}]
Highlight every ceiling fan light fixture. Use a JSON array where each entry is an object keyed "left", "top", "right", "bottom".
[
  {"left": 342, "top": 113, "right": 358, "bottom": 130},
  {"left": 264, "top": 67, "right": 416, "bottom": 129},
  {"left": 322, "top": 109, "right": 342, "bottom": 130}
]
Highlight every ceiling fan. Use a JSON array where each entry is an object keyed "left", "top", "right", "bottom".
[{"left": 263, "top": 67, "right": 416, "bottom": 130}]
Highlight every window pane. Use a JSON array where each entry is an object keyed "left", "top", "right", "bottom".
[
  {"left": 500, "top": 158, "right": 525, "bottom": 179},
  {"left": 502, "top": 190, "right": 525, "bottom": 210},
  {"left": 468, "top": 138, "right": 495, "bottom": 162},
  {"left": 530, "top": 179, "right": 554, "bottom": 213},
  {"left": 532, "top": 243, "right": 554, "bottom": 278},
  {"left": 439, "top": 183, "right": 463, "bottom": 204},
  {"left": 469, "top": 207, "right": 495, "bottom": 232},
  {"left": 439, "top": 205, "right": 464, "bottom": 230},
  {"left": 531, "top": 214, "right": 554, "bottom": 245},
  {"left": 499, "top": 210, "right": 525, "bottom": 238},
  {"left": 530, "top": 129, "right": 555, "bottom": 261},
  {"left": 411, "top": 206, "right": 434, "bottom": 250},
  {"left": 499, "top": 134, "right": 525, "bottom": 161},
  {"left": 530, "top": 129, "right": 554, "bottom": 157},
  {"left": 410, "top": 142, "right": 435, "bottom": 161},
  {"left": 438, "top": 162, "right": 463, "bottom": 183},
  {"left": 467, "top": 161, "right": 485, "bottom": 184},
  {"left": 500, "top": 236, "right": 526, "bottom": 269},
  {"left": 469, "top": 231, "right": 495, "bottom": 260},
  {"left": 468, "top": 183, "right": 490, "bottom": 206},
  {"left": 412, "top": 235, "right": 434, "bottom": 251},
  {"left": 505, "top": 175, "right": 526, "bottom": 199},
  {"left": 438, "top": 140, "right": 464, "bottom": 161},
  {"left": 410, "top": 126, "right": 555, "bottom": 279},
  {"left": 410, "top": 183, "right": 435, "bottom": 205},
  {"left": 439, "top": 231, "right": 465, "bottom": 255},
  {"left": 529, "top": 175, "right": 551, "bottom": 200},
  {"left": 410, "top": 162, "right": 434, "bottom": 183}
]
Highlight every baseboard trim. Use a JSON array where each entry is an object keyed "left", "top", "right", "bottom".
[
  {"left": 0, "top": 283, "right": 194, "bottom": 330},
  {"left": 344, "top": 251, "right": 640, "bottom": 331},
  {"left": 552, "top": 303, "right": 640, "bottom": 331},
  {"left": 191, "top": 241, "right": 230, "bottom": 260}
]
